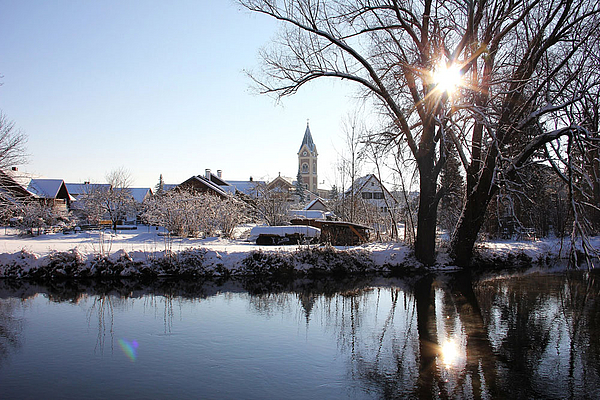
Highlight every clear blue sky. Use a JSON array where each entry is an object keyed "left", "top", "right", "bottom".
[{"left": 0, "top": 0, "right": 358, "bottom": 188}]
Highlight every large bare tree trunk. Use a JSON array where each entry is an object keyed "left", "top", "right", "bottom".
[{"left": 415, "top": 148, "right": 438, "bottom": 265}]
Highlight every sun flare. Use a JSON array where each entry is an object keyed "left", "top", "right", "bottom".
[
  {"left": 441, "top": 339, "right": 458, "bottom": 367},
  {"left": 433, "top": 63, "right": 463, "bottom": 94}
]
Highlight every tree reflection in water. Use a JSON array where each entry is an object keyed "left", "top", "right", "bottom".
[
  {"left": 0, "top": 298, "right": 24, "bottom": 366},
  {"left": 0, "top": 271, "right": 598, "bottom": 398}
]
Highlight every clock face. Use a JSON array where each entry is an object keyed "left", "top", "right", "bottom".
[{"left": 303, "top": 151, "right": 307, "bottom": 156}]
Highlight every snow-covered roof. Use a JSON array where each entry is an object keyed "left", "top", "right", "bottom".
[
  {"left": 0, "top": 170, "right": 72, "bottom": 201},
  {"left": 177, "top": 175, "right": 230, "bottom": 198},
  {"left": 129, "top": 188, "right": 153, "bottom": 203},
  {"left": 227, "top": 180, "right": 265, "bottom": 196},
  {"left": 248, "top": 225, "right": 321, "bottom": 241},
  {"left": 345, "top": 174, "right": 397, "bottom": 202},
  {"left": 289, "top": 209, "right": 326, "bottom": 219},
  {"left": 65, "top": 183, "right": 111, "bottom": 197},
  {"left": 304, "top": 198, "right": 327, "bottom": 211},
  {"left": 26, "top": 179, "right": 65, "bottom": 199}
]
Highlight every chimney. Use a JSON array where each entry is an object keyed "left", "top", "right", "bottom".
[
  {"left": 11, "top": 167, "right": 18, "bottom": 171},
  {"left": 84, "top": 181, "right": 90, "bottom": 185},
  {"left": 205, "top": 169, "right": 211, "bottom": 179},
  {"left": 217, "top": 170, "right": 222, "bottom": 179},
  {"left": 250, "top": 176, "right": 253, "bottom": 182}
]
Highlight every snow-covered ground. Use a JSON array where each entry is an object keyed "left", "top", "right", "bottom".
[{"left": 0, "top": 225, "right": 597, "bottom": 278}]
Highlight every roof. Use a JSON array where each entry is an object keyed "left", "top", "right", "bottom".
[
  {"left": 344, "top": 174, "right": 399, "bottom": 204},
  {"left": 178, "top": 175, "right": 229, "bottom": 198},
  {"left": 298, "top": 123, "right": 317, "bottom": 154},
  {"left": 304, "top": 198, "right": 327, "bottom": 211},
  {"left": 27, "top": 179, "right": 66, "bottom": 199},
  {"left": 66, "top": 183, "right": 111, "bottom": 196},
  {"left": 0, "top": 170, "right": 73, "bottom": 201},
  {"left": 129, "top": 188, "right": 153, "bottom": 203},
  {"left": 227, "top": 180, "right": 266, "bottom": 196},
  {"left": 267, "top": 176, "right": 294, "bottom": 191}
]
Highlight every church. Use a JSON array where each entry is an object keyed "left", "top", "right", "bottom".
[{"left": 297, "top": 122, "right": 318, "bottom": 193}]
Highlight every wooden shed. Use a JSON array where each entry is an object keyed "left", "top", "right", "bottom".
[{"left": 290, "top": 219, "right": 370, "bottom": 246}]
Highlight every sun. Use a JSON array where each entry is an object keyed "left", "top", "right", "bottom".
[{"left": 432, "top": 63, "right": 463, "bottom": 94}]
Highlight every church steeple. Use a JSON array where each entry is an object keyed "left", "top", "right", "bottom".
[
  {"left": 298, "top": 121, "right": 318, "bottom": 193},
  {"left": 299, "top": 122, "right": 317, "bottom": 155}
]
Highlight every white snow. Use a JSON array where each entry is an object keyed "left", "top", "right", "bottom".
[
  {"left": 248, "top": 225, "right": 321, "bottom": 240},
  {"left": 0, "top": 224, "right": 597, "bottom": 276},
  {"left": 288, "top": 209, "right": 327, "bottom": 219}
]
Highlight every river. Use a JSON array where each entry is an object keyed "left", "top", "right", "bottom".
[{"left": 1, "top": 269, "right": 598, "bottom": 399}]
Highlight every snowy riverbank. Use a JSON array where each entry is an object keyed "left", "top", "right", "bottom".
[{"left": 0, "top": 225, "right": 596, "bottom": 279}]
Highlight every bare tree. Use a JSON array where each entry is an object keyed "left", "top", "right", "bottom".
[
  {"left": 449, "top": 0, "right": 600, "bottom": 266},
  {"left": 82, "top": 168, "right": 137, "bottom": 231},
  {"left": 250, "top": 181, "right": 291, "bottom": 226},
  {"left": 241, "top": 0, "right": 600, "bottom": 266},
  {"left": 0, "top": 111, "right": 28, "bottom": 214},
  {"left": 142, "top": 189, "right": 248, "bottom": 240},
  {"left": 238, "top": 0, "right": 480, "bottom": 264},
  {"left": 0, "top": 111, "right": 27, "bottom": 171}
]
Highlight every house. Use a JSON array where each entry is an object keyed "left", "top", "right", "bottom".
[
  {"left": 266, "top": 175, "right": 295, "bottom": 197},
  {"left": 177, "top": 170, "right": 230, "bottom": 199},
  {"left": 345, "top": 174, "right": 399, "bottom": 214},
  {"left": 0, "top": 169, "right": 73, "bottom": 210},
  {"left": 304, "top": 198, "right": 328, "bottom": 211}
]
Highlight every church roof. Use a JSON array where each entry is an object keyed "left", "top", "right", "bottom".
[{"left": 298, "top": 123, "right": 317, "bottom": 154}]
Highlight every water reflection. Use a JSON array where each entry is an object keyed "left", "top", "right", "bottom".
[{"left": 0, "top": 271, "right": 598, "bottom": 399}]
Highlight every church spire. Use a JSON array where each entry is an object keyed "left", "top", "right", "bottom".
[{"left": 299, "top": 121, "right": 317, "bottom": 154}]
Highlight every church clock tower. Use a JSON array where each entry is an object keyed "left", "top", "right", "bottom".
[{"left": 298, "top": 122, "right": 318, "bottom": 192}]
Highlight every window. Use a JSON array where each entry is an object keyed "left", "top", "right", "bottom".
[
  {"left": 373, "top": 192, "right": 384, "bottom": 199},
  {"left": 313, "top": 161, "right": 317, "bottom": 174},
  {"left": 362, "top": 192, "right": 372, "bottom": 199},
  {"left": 371, "top": 182, "right": 375, "bottom": 186},
  {"left": 302, "top": 163, "right": 309, "bottom": 173}
]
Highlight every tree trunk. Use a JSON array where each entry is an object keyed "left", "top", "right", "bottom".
[
  {"left": 451, "top": 161, "right": 497, "bottom": 266},
  {"left": 415, "top": 149, "right": 438, "bottom": 265}
]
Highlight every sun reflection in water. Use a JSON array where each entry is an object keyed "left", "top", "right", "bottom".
[{"left": 441, "top": 339, "right": 459, "bottom": 368}]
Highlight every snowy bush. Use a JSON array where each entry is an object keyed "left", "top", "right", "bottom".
[
  {"left": 0, "top": 250, "right": 39, "bottom": 278},
  {"left": 294, "top": 246, "right": 373, "bottom": 275},
  {"left": 241, "top": 250, "right": 295, "bottom": 276},
  {"left": 142, "top": 190, "right": 247, "bottom": 239},
  {"left": 28, "top": 249, "right": 85, "bottom": 279}
]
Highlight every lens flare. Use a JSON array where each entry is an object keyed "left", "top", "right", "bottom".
[
  {"left": 433, "top": 64, "right": 463, "bottom": 94},
  {"left": 118, "top": 339, "right": 139, "bottom": 362}
]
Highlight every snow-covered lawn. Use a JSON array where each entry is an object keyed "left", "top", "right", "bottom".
[{"left": 0, "top": 225, "right": 596, "bottom": 278}]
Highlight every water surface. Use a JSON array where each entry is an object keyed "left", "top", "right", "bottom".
[{"left": 1, "top": 271, "right": 598, "bottom": 399}]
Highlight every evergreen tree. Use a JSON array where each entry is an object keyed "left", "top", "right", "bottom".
[
  {"left": 295, "top": 169, "right": 306, "bottom": 203},
  {"left": 155, "top": 174, "right": 165, "bottom": 196},
  {"left": 438, "top": 143, "right": 464, "bottom": 232},
  {"left": 329, "top": 185, "right": 338, "bottom": 201}
]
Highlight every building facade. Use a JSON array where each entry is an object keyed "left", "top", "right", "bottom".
[{"left": 297, "top": 123, "right": 318, "bottom": 193}]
